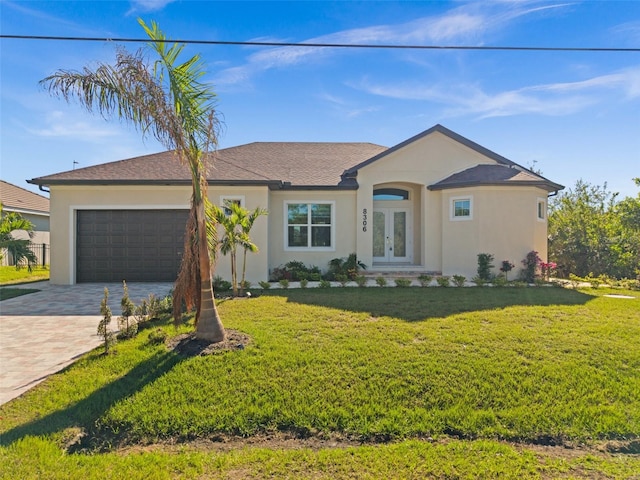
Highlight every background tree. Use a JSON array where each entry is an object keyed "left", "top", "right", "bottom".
[
  {"left": 548, "top": 179, "right": 639, "bottom": 279},
  {"left": 40, "top": 20, "right": 225, "bottom": 341},
  {"left": 0, "top": 204, "right": 38, "bottom": 270}
]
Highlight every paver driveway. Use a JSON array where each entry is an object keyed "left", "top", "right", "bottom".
[{"left": 0, "top": 281, "right": 172, "bottom": 405}]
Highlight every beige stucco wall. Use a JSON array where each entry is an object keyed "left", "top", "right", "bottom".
[
  {"left": 48, "top": 185, "right": 269, "bottom": 285},
  {"left": 356, "top": 130, "right": 495, "bottom": 272},
  {"left": 268, "top": 190, "right": 357, "bottom": 276},
  {"left": 440, "top": 186, "right": 549, "bottom": 279}
]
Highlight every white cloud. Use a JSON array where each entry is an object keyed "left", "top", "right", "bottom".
[
  {"left": 318, "top": 93, "right": 380, "bottom": 119},
  {"left": 356, "top": 66, "right": 640, "bottom": 119},
  {"left": 127, "top": 0, "right": 175, "bottom": 14},
  {"left": 213, "top": 1, "right": 572, "bottom": 87},
  {"left": 27, "top": 111, "right": 118, "bottom": 139}
]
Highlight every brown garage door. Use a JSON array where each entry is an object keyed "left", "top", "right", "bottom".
[{"left": 76, "top": 209, "right": 189, "bottom": 282}]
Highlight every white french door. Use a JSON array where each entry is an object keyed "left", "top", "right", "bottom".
[{"left": 372, "top": 208, "right": 412, "bottom": 263}]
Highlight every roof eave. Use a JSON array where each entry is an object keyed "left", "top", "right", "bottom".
[{"left": 427, "top": 181, "right": 564, "bottom": 192}]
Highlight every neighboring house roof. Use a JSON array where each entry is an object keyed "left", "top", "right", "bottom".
[
  {"left": 0, "top": 180, "right": 50, "bottom": 215},
  {"left": 428, "top": 164, "right": 564, "bottom": 192},
  {"left": 27, "top": 124, "right": 563, "bottom": 193}
]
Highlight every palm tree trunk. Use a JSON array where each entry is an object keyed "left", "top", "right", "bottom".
[
  {"left": 231, "top": 251, "right": 238, "bottom": 297},
  {"left": 194, "top": 198, "right": 225, "bottom": 342},
  {"left": 240, "top": 249, "right": 248, "bottom": 296}
]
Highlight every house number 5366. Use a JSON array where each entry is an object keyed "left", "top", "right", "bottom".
[{"left": 362, "top": 208, "right": 368, "bottom": 232}]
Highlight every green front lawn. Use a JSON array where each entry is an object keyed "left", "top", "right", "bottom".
[
  {"left": 0, "top": 265, "right": 49, "bottom": 285},
  {"left": 0, "top": 287, "right": 40, "bottom": 301},
  {"left": 1, "top": 287, "right": 638, "bottom": 478}
]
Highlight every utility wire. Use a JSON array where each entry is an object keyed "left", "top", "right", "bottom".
[{"left": 1, "top": 34, "right": 638, "bottom": 52}]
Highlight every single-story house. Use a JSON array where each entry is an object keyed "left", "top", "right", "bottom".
[
  {"left": 0, "top": 180, "right": 50, "bottom": 266},
  {"left": 28, "top": 124, "right": 563, "bottom": 285}
]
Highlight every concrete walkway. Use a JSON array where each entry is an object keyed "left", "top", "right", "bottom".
[{"left": 0, "top": 281, "right": 172, "bottom": 405}]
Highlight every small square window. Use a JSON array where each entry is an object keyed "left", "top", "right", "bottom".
[
  {"left": 450, "top": 196, "right": 473, "bottom": 221},
  {"left": 220, "top": 196, "right": 244, "bottom": 216}
]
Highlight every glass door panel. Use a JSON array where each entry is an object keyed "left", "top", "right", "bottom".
[{"left": 393, "top": 211, "right": 406, "bottom": 258}]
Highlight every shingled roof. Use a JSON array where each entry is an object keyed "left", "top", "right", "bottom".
[
  {"left": 28, "top": 142, "right": 388, "bottom": 189},
  {"left": 0, "top": 180, "right": 50, "bottom": 214},
  {"left": 27, "top": 125, "right": 563, "bottom": 193},
  {"left": 428, "top": 164, "right": 564, "bottom": 192}
]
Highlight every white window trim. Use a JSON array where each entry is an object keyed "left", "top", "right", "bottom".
[
  {"left": 449, "top": 195, "right": 473, "bottom": 221},
  {"left": 537, "top": 197, "right": 546, "bottom": 222},
  {"left": 284, "top": 201, "right": 336, "bottom": 252}
]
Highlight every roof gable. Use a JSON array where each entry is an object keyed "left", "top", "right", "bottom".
[{"left": 343, "top": 124, "right": 517, "bottom": 177}]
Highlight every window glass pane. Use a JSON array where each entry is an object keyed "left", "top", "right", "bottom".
[
  {"left": 311, "top": 226, "right": 331, "bottom": 247},
  {"left": 373, "top": 188, "right": 409, "bottom": 200},
  {"left": 454, "top": 199, "right": 470, "bottom": 217},
  {"left": 393, "top": 211, "right": 406, "bottom": 257},
  {"left": 311, "top": 204, "right": 331, "bottom": 224},
  {"left": 538, "top": 201, "right": 545, "bottom": 219},
  {"left": 288, "top": 226, "right": 308, "bottom": 247},
  {"left": 288, "top": 204, "right": 308, "bottom": 224},
  {"left": 373, "top": 211, "right": 386, "bottom": 257}
]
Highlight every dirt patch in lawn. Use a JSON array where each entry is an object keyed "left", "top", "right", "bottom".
[{"left": 167, "top": 329, "right": 251, "bottom": 356}]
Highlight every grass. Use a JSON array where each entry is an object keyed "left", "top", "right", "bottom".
[
  {"left": 0, "top": 265, "right": 49, "bottom": 285},
  {"left": 1, "top": 286, "right": 639, "bottom": 478},
  {"left": 0, "top": 287, "right": 40, "bottom": 300}
]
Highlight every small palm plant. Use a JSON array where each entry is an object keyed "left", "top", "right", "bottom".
[{"left": 0, "top": 204, "right": 38, "bottom": 270}]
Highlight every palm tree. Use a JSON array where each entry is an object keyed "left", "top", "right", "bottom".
[
  {"left": 0, "top": 204, "right": 38, "bottom": 270},
  {"left": 238, "top": 205, "right": 268, "bottom": 295},
  {"left": 209, "top": 203, "right": 253, "bottom": 297},
  {"left": 40, "top": 20, "right": 225, "bottom": 342}
]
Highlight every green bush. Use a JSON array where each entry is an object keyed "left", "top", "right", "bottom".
[
  {"left": 258, "top": 281, "right": 271, "bottom": 290},
  {"left": 417, "top": 274, "right": 432, "bottom": 287},
  {"left": 355, "top": 275, "right": 368, "bottom": 287},
  {"left": 375, "top": 276, "right": 387, "bottom": 287},
  {"left": 319, "top": 279, "right": 331, "bottom": 288},
  {"left": 327, "top": 253, "right": 366, "bottom": 280},
  {"left": 471, "top": 276, "right": 487, "bottom": 287},
  {"left": 278, "top": 279, "right": 290, "bottom": 289},
  {"left": 477, "top": 253, "right": 495, "bottom": 281},
  {"left": 117, "top": 281, "right": 138, "bottom": 339},
  {"left": 97, "top": 287, "right": 116, "bottom": 354},
  {"left": 452, "top": 275, "right": 466, "bottom": 287},
  {"left": 492, "top": 275, "right": 508, "bottom": 287},
  {"left": 299, "top": 278, "right": 308, "bottom": 289},
  {"left": 394, "top": 278, "right": 412, "bottom": 288},
  {"left": 270, "top": 261, "right": 322, "bottom": 281},
  {"left": 213, "top": 275, "right": 232, "bottom": 292},
  {"left": 436, "top": 276, "right": 450, "bottom": 287}
]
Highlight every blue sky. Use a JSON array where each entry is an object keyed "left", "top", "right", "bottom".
[{"left": 1, "top": 0, "right": 639, "bottom": 199}]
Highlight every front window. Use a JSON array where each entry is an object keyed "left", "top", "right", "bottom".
[
  {"left": 450, "top": 196, "right": 473, "bottom": 221},
  {"left": 286, "top": 202, "right": 334, "bottom": 249}
]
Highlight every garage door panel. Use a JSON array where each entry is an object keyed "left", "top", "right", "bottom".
[{"left": 76, "top": 209, "right": 188, "bottom": 283}]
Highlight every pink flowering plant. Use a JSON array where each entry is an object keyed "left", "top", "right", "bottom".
[{"left": 540, "top": 261, "right": 557, "bottom": 281}]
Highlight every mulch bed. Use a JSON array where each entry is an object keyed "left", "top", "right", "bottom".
[{"left": 167, "top": 329, "right": 251, "bottom": 356}]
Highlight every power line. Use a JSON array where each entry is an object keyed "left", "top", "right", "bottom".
[{"left": 1, "top": 34, "right": 638, "bottom": 52}]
